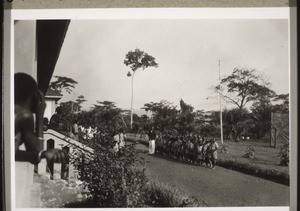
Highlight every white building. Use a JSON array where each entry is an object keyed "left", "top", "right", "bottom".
[{"left": 44, "top": 89, "right": 63, "bottom": 121}]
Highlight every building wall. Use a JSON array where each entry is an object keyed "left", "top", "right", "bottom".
[
  {"left": 44, "top": 99, "right": 57, "bottom": 121},
  {"left": 15, "top": 162, "right": 34, "bottom": 208},
  {"left": 14, "top": 20, "right": 37, "bottom": 78},
  {"left": 14, "top": 20, "right": 37, "bottom": 208}
]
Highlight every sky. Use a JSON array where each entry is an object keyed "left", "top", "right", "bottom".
[{"left": 53, "top": 19, "right": 289, "bottom": 113}]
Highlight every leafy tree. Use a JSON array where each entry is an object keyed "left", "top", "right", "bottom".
[
  {"left": 222, "top": 108, "right": 249, "bottom": 141},
  {"left": 216, "top": 68, "right": 275, "bottom": 110},
  {"left": 279, "top": 143, "right": 289, "bottom": 166},
  {"left": 199, "top": 124, "right": 219, "bottom": 138},
  {"left": 179, "top": 99, "right": 194, "bottom": 113},
  {"left": 191, "top": 110, "right": 205, "bottom": 132},
  {"left": 91, "top": 101, "right": 125, "bottom": 131},
  {"left": 272, "top": 94, "right": 289, "bottom": 113},
  {"left": 70, "top": 125, "right": 147, "bottom": 207},
  {"left": 57, "top": 101, "right": 77, "bottom": 132},
  {"left": 75, "top": 95, "right": 87, "bottom": 112},
  {"left": 128, "top": 114, "right": 151, "bottom": 134},
  {"left": 58, "top": 94, "right": 86, "bottom": 116},
  {"left": 199, "top": 111, "right": 220, "bottom": 138},
  {"left": 250, "top": 97, "right": 273, "bottom": 139},
  {"left": 175, "top": 99, "right": 196, "bottom": 135},
  {"left": 61, "top": 95, "right": 87, "bottom": 114},
  {"left": 49, "top": 76, "right": 78, "bottom": 94},
  {"left": 124, "top": 49, "right": 159, "bottom": 129},
  {"left": 194, "top": 110, "right": 206, "bottom": 125},
  {"left": 142, "top": 100, "right": 178, "bottom": 132}
]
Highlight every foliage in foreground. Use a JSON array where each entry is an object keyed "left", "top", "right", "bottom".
[
  {"left": 145, "top": 181, "right": 208, "bottom": 207},
  {"left": 70, "top": 130, "right": 148, "bottom": 207},
  {"left": 279, "top": 143, "right": 289, "bottom": 166},
  {"left": 243, "top": 146, "right": 256, "bottom": 159},
  {"left": 64, "top": 180, "right": 208, "bottom": 208}
]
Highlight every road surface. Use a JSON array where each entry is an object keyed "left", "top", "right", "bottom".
[{"left": 136, "top": 143, "right": 289, "bottom": 207}]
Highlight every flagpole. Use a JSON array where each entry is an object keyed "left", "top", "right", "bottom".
[{"left": 219, "top": 60, "right": 224, "bottom": 144}]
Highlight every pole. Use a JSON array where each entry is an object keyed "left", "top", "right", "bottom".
[
  {"left": 270, "top": 112, "right": 273, "bottom": 147},
  {"left": 219, "top": 60, "right": 224, "bottom": 144},
  {"left": 130, "top": 74, "right": 134, "bottom": 129}
]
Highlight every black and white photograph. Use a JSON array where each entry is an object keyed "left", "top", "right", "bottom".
[{"left": 4, "top": 6, "right": 297, "bottom": 211}]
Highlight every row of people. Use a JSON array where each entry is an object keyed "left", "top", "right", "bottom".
[{"left": 155, "top": 133, "right": 219, "bottom": 169}]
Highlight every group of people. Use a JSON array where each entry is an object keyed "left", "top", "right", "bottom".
[
  {"left": 149, "top": 130, "right": 219, "bottom": 169},
  {"left": 46, "top": 107, "right": 101, "bottom": 141},
  {"left": 113, "top": 128, "right": 126, "bottom": 153},
  {"left": 78, "top": 125, "right": 99, "bottom": 140}
]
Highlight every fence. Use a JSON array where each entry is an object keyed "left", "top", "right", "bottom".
[{"left": 270, "top": 112, "right": 289, "bottom": 148}]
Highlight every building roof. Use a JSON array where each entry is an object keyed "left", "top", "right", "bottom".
[
  {"left": 45, "top": 89, "right": 63, "bottom": 99},
  {"left": 37, "top": 20, "right": 70, "bottom": 94}
]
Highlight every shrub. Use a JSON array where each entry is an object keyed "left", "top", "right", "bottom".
[
  {"left": 145, "top": 181, "right": 208, "bottom": 207},
  {"left": 279, "top": 143, "right": 289, "bottom": 166},
  {"left": 243, "top": 146, "right": 255, "bottom": 159},
  {"left": 217, "top": 158, "right": 289, "bottom": 185},
  {"left": 219, "top": 145, "right": 229, "bottom": 154},
  {"left": 70, "top": 130, "right": 148, "bottom": 208}
]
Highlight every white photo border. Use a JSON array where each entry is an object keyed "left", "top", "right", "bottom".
[{"left": 3, "top": 7, "right": 297, "bottom": 211}]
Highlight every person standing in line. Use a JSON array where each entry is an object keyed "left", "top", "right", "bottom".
[
  {"left": 148, "top": 126, "right": 156, "bottom": 154},
  {"left": 72, "top": 120, "right": 79, "bottom": 140},
  {"left": 118, "top": 128, "right": 125, "bottom": 150},
  {"left": 113, "top": 130, "right": 120, "bottom": 153},
  {"left": 208, "top": 138, "right": 219, "bottom": 169}
]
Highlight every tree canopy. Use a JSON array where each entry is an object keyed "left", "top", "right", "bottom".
[
  {"left": 216, "top": 68, "right": 275, "bottom": 110},
  {"left": 272, "top": 94, "right": 289, "bottom": 113},
  {"left": 142, "top": 100, "right": 178, "bottom": 132},
  {"left": 49, "top": 76, "right": 78, "bottom": 94},
  {"left": 124, "top": 48, "right": 159, "bottom": 75}
]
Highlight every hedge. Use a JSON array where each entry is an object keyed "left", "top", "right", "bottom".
[{"left": 64, "top": 180, "right": 208, "bottom": 208}]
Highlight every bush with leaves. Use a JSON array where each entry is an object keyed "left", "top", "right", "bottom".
[
  {"left": 279, "top": 143, "right": 289, "bottom": 166},
  {"left": 145, "top": 181, "right": 208, "bottom": 207},
  {"left": 219, "top": 145, "right": 229, "bottom": 154},
  {"left": 217, "top": 158, "right": 289, "bottom": 185},
  {"left": 243, "top": 146, "right": 255, "bottom": 159},
  {"left": 70, "top": 129, "right": 147, "bottom": 207}
]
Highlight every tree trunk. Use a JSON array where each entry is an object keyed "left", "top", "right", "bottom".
[{"left": 130, "top": 74, "right": 134, "bottom": 129}]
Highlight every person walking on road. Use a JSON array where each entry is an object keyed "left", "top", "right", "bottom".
[{"left": 148, "top": 126, "right": 156, "bottom": 154}]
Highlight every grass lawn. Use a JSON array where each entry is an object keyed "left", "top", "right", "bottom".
[{"left": 217, "top": 140, "right": 289, "bottom": 174}]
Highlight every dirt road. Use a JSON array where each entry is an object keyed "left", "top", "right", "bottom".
[{"left": 136, "top": 144, "right": 289, "bottom": 207}]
